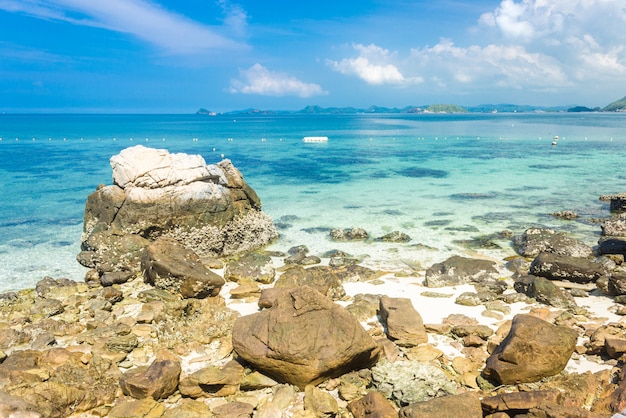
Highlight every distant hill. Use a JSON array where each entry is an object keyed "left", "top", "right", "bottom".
[
  {"left": 603, "top": 96, "right": 626, "bottom": 112},
  {"left": 198, "top": 100, "right": 625, "bottom": 116},
  {"left": 425, "top": 104, "right": 467, "bottom": 113},
  {"left": 466, "top": 103, "right": 569, "bottom": 113}
]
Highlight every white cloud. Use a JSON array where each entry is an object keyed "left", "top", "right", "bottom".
[
  {"left": 326, "top": 43, "right": 423, "bottom": 86},
  {"left": 229, "top": 64, "right": 327, "bottom": 98},
  {"left": 0, "top": 0, "right": 247, "bottom": 54},
  {"left": 407, "top": 38, "right": 571, "bottom": 94},
  {"left": 476, "top": 0, "right": 626, "bottom": 87}
]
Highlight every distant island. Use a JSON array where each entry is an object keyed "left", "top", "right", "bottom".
[{"left": 197, "top": 95, "right": 626, "bottom": 116}]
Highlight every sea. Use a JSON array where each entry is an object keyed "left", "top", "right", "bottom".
[{"left": 1, "top": 112, "right": 625, "bottom": 293}]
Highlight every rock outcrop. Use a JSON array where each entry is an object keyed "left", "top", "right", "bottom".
[{"left": 77, "top": 145, "right": 277, "bottom": 280}]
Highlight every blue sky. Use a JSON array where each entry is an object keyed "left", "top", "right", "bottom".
[{"left": 1, "top": 0, "right": 625, "bottom": 112}]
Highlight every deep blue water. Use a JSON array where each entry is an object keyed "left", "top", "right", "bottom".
[{"left": 1, "top": 112, "right": 625, "bottom": 292}]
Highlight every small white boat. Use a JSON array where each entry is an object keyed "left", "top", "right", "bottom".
[{"left": 303, "top": 136, "right": 328, "bottom": 142}]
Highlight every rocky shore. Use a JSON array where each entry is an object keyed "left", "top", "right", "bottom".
[{"left": 2, "top": 146, "right": 626, "bottom": 417}]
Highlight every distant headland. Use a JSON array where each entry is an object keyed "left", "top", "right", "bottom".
[{"left": 197, "top": 95, "right": 626, "bottom": 116}]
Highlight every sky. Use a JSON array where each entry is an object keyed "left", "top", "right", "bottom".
[{"left": 1, "top": 0, "right": 625, "bottom": 112}]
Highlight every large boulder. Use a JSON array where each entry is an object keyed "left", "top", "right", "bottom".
[
  {"left": 483, "top": 314, "right": 578, "bottom": 384},
  {"left": 232, "top": 286, "right": 379, "bottom": 389},
  {"left": 77, "top": 145, "right": 277, "bottom": 275}
]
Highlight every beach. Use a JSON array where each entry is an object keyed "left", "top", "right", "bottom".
[{"left": 1, "top": 113, "right": 626, "bottom": 416}]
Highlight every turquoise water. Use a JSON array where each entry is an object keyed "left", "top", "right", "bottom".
[{"left": 1, "top": 112, "right": 625, "bottom": 292}]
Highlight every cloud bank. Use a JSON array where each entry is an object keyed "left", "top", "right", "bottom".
[{"left": 229, "top": 64, "right": 327, "bottom": 98}]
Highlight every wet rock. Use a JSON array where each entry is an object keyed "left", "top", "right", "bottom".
[
  {"left": 348, "top": 390, "right": 398, "bottom": 418},
  {"left": 379, "top": 296, "right": 427, "bottom": 347},
  {"left": 141, "top": 236, "right": 225, "bottom": 298},
  {"left": 424, "top": 255, "right": 499, "bottom": 288},
  {"left": 376, "top": 231, "right": 411, "bottom": 242},
  {"left": 371, "top": 359, "right": 456, "bottom": 406},
  {"left": 512, "top": 228, "right": 593, "bottom": 258},
  {"left": 224, "top": 252, "right": 275, "bottom": 284},
  {"left": 119, "top": 358, "right": 181, "bottom": 400},
  {"left": 399, "top": 392, "right": 482, "bottom": 418},
  {"left": 602, "top": 213, "right": 626, "bottom": 236},
  {"left": 514, "top": 275, "right": 577, "bottom": 308},
  {"left": 484, "top": 314, "right": 578, "bottom": 384},
  {"left": 598, "top": 237, "right": 626, "bottom": 256},
  {"left": 551, "top": 210, "right": 579, "bottom": 220},
  {"left": 232, "top": 286, "right": 379, "bottom": 389},
  {"left": 601, "top": 193, "right": 626, "bottom": 212},
  {"left": 529, "top": 252, "right": 607, "bottom": 283},
  {"left": 330, "top": 227, "right": 369, "bottom": 241}
]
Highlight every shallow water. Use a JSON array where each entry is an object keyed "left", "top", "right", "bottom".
[{"left": 1, "top": 112, "right": 625, "bottom": 292}]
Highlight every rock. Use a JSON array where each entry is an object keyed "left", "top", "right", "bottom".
[
  {"left": 481, "top": 390, "right": 561, "bottom": 414},
  {"left": 512, "top": 228, "right": 593, "bottom": 258},
  {"left": 141, "top": 236, "right": 225, "bottom": 298},
  {"left": 371, "top": 359, "right": 456, "bottom": 406},
  {"left": 304, "top": 385, "right": 338, "bottom": 416},
  {"left": 0, "top": 390, "right": 40, "bottom": 417},
  {"left": 348, "top": 391, "right": 398, "bottom": 418},
  {"left": 330, "top": 227, "right": 368, "bottom": 241},
  {"left": 79, "top": 232, "right": 150, "bottom": 273},
  {"left": 179, "top": 360, "right": 244, "bottom": 398},
  {"left": 211, "top": 401, "right": 254, "bottom": 418},
  {"left": 119, "top": 358, "right": 181, "bottom": 400},
  {"left": 35, "top": 276, "right": 77, "bottom": 298},
  {"left": 161, "top": 398, "right": 213, "bottom": 418},
  {"left": 108, "top": 397, "right": 165, "bottom": 418},
  {"left": 598, "top": 237, "right": 626, "bottom": 256},
  {"left": 483, "top": 314, "right": 578, "bottom": 384},
  {"left": 398, "top": 392, "right": 482, "bottom": 418},
  {"left": 526, "top": 403, "right": 606, "bottom": 418},
  {"left": 224, "top": 253, "right": 275, "bottom": 284},
  {"left": 551, "top": 210, "right": 579, "bottom": 220},
  {"left": 602, "top": 214, "right": 626, "bottom": 236},
  {"left": 78, "top": 146, "right": 277, "bottom": 274},
  {"left": 609, "top": 271, "right": 626, "bottom": 295},
  {"left": 376, "top": 231, "right": 411, "bottom": 242},
  {"left": 274, "top": 265, "right": 345, "bottom": 301},
  {"left": 529, "top": 252, "right": 607, "bottom": 283},
  {"left": 378, "top": 296, "right": 427, "bottom": 347},
  {"left": 232, "top": 286, "right": 379, "bottom": 389},
  {"left": 100, "top": 271, "right": 135, "bottom": 286},
  {"left": 424, "top": 255, "right": 499, "bottom": 288},
  {"left": 514, "top": 275, "right": 577, "bottom": 308},
  {"left": 601, "top": 193, "right": 626, "bottom": 212}
]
